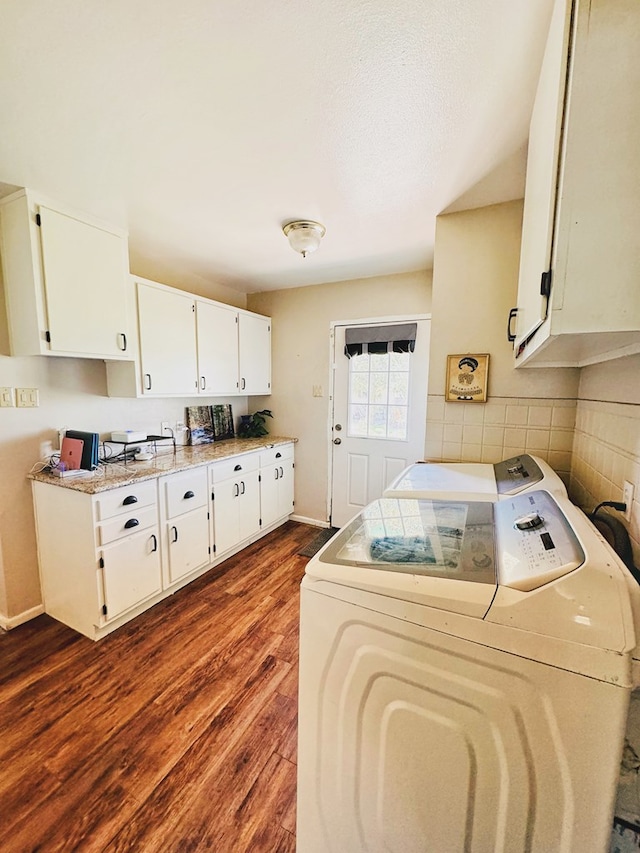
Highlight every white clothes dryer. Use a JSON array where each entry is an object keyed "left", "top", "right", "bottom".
[
  {"left": 383, "top": 453, "right": 567, "bottom": 502},
  {"left": 297, "top": 490, "right": 640, "bottom": 853}
]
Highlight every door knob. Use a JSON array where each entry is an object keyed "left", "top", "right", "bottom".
[
  {"left": 333, "top": 437, "right": 342, "bottom": 445},
  {"left": 334, "top": 423, "right": 342, "bottom": 431}
]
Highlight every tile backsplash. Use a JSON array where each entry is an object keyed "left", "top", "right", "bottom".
[
  {"left": 570, "top": 400, "right": 640, "bottom": 563},
  {"left": 426, "top": 394, "right": 640, "bottom": 567},
  {"left": 426, "top": 395, "right": 576, "bottom": 487}
]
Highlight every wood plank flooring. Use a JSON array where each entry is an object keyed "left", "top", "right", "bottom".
[{"left": 0, "top": 520, "right": 318, "bottom": 852}]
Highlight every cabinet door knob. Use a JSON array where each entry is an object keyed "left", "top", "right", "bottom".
[
  {"left": 240, "top": 480, "right": 245, "bottom": 495},
  {"left": 144, "top": 373, "right": 152, "bottom": 390},
  {"left": 275, "top": 452, "right": 282, "bottom": 458},
  {"left": 124, "top": 518, "right": 140, "bottom": 529},
  {"left": 279, "top": 467, "right": 283, "bottom": 478},
  {"left": 234, "top": 483, "right": 240, "bottom": 497},
  {"left": 150, "top": 534, "right": 158, "bottom": 552},
  {"left": 507, "top": 307, "right": 518, "bottom": 343},
  {"left": 241, "top": 377, "right": 246, "bottom": 390},
  {"left": 183, "top": 490, "right": 195, "bottom": 499},
  {"left": 171, "top": 525, "right": 178, "bottom": 543},
  {"left": 275, "top": 468, "right": 279, "bottom": 480},
  {"left": 200, "top": 376, "right": 206, "bottom": 391},
  {"left": 119, "top": 332, "right": 127, "bottom": 351},
  {"left": 122, "top": 495, "right": 138, "bottom": 506}
]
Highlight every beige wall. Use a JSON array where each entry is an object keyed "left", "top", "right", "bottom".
[
  {"left": 0, "top": 274, "right": 249, "bottom": 626},
  {"left": 247, "top": 271, "right": 432, "bottom": 524},
  {"left": 425, "top": 201, "right": 579, "bottom": 485}
]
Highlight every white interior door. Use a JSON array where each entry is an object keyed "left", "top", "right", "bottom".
[{"left": 330, "top": 318, "right": 430, "bottom": 528}]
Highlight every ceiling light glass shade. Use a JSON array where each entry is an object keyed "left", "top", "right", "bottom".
[{"left": 283, "top": 220, "right": 326, "bottom": 258}]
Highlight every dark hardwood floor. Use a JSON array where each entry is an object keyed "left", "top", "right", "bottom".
[{"left": 0, "top": 520, "right": 317, "bottom": 852}]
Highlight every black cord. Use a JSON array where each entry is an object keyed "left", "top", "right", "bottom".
[{"left": 589, "top": 500, "right": 627, "bottom": 519}]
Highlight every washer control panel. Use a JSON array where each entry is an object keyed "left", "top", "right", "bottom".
[
  {"left": 494, "top": 491, "right": 585, "bottom": 591},
  {"left": 494, "top": 454, "right": 543, "bottom": 495}
]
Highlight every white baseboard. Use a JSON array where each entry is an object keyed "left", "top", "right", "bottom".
[
  {"left": 290, "top": 514, "right": 331, "bottom": 528},
  {"left": 0, "top": 603, "right": 45, "bottom": 632}
]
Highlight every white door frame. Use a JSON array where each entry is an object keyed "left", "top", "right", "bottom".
[{"left": 326, "top": 313, "right": 431, "bottom": 525}]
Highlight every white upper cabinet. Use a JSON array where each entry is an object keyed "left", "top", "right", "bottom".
[
  {"left": 0, "top": 189, "right": 131, "bottom": 359},
  {"left": 105, "top": 276, "right": 271, "bottom": 398},
  {"left": 513, "top": 0, "right": 640, "bottom": 367},
  {"left": 196, "top": 300, "right": 239, "bottom": 395},
  {"left": 239, "top": 312, "right": 271, "bottom": 394},
  {"left": 137, "top": 281, "right": 198, "bottom": 396}
]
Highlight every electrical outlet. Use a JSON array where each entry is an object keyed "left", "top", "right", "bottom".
[{"left": 623, "top": 481, "right": 634, "bottom": 523}]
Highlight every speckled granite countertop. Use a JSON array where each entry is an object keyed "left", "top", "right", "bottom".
[{"left": 29, "top": 436, "right": 297, "bottom": 495}]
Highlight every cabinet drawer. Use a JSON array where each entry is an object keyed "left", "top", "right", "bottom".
[
  {"left": 98, "top": 505, "right": 158, "bottom": 545},
  {"left": 260, "top": 444, "right": 294, "bottom": 467},
  {"left": 210, "top": 452, "right": 260, "bottom": 483},
  {"left": 161, "top": 468, "right": 208, "bottom": 518},
  {"left": 95, "top": 480, "right": 157, "bottom": 520}
]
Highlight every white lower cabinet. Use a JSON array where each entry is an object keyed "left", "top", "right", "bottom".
[
  {"left": 210, "top": 453, "right": 261, "bottom": 558},
  {"left": 31, "top": 442, "right": 295, "bottom": 640},
  {"left": 100, "top": 530, "right": 162, "bottom": 620},
  {"left": 159, "top": 467, "right": 211, "bottom": 584},
  {"left": 260, "top": 445, "right": 295, "bottom": 529}
]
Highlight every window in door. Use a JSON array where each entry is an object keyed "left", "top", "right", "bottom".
[{"left": 347, "top": 351, "right": 410, "bottom": 440}]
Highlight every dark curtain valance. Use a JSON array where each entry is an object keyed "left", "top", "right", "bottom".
[{"left": 344, "top": 323, "right": 417, "bottom": 358}]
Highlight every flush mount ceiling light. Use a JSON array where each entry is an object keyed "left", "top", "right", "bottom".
[{"left": 283, "top": 220, "right": 326, "bottom": 258}]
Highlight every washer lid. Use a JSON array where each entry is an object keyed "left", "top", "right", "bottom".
[
  {"left": 310, "top": 498, "right": 497, "bottom": 617},
  {"left": 383, "top": 462, "right": 497, "bottom": 501}
]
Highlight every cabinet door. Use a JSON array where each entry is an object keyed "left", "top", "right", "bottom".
[
  {"left": 212, "top": 477, "right": 242, "bottom": 557},
  {"left": 38, "top": 205, "right": 129, "bottom": 358},
  {"left": 100, "top": 528, "right": 162, "bottom": 620},
  {"left": 166, "top": 507, "right": 211, "bottom": 584},
  {"left": 514, "top": 0, "right": 573, "bottom": 350},
  {"left": 239, "top": 472, "right": 261, "bottom": 541},
  {"left": 196, "top": 300, "right": 239, "bottom": 395},
  {"left": 277, "top": 460, "right": 295, "bottom": 520},
  {"left": 260, "top": 464, "right": 281, "bottom": 530},
  {"left": 238, "top": 313, "right": 271, "bottom": 394},
  {"left": 137, "top": 283, "right": 198, "bottom": 395}
]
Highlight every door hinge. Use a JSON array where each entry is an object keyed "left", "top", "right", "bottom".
[
  {"left": 102, "top": 604, "right": 107, "bottom": 616},
  {"left": 192, "top": 304, "right": 195, "bottom": 312},
  {"left": 208, "top": 546, "right": 211, "bottom": 554},
  {"left": 207, "top": 511, "right": 210, "bottom": 520},
  {"left": 45, "top": 330, "right": 51, "bottom": 343},
  {"left": 213, "top": 544, "right": 216, "bottom": 553},
  {"left": 35, "top": 213, "right": 41, "bottom": 226},
  {"left": 259, "top": 518, "right": 262, "bottom": 526},
  {"left": 540, "top": 269, "right": 552, "bottom": 297},
  {"left": 258, "top": 474, "right": 261, "bottom": 482},
  {"left": 99, "top": 557, "right": 104, "bottom": 568}
]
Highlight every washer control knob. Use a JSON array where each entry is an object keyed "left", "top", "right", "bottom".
[{"left": 514, "top": 512, "right": 544, "bottom": 531}]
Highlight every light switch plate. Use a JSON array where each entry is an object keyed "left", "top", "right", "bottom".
[
  {"left": 16, "top": 387, "right": 39, "bottom": 407},
  {"left": 0, "top": 387, "right": 15, "bottom": 407}
]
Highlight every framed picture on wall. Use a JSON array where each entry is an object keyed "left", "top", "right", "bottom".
[{"left": 445, "top": 353, "right": 489, "bottom": 403}]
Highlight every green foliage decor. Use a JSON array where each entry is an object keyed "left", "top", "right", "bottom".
[{"left": 238, "top": 409, "right": 273, "bottom": 438}]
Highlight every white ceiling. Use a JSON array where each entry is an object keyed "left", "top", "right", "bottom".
[{"left": 0, "top": 0, "right": 553, "bottom": 294}]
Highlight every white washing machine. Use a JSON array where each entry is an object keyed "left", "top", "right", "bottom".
[
  {"left": 297, "top": 490, "right": 640, "bottom": 852},
  {"left": 383, "top": 453, "right": 567, "bottom": 502}
]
